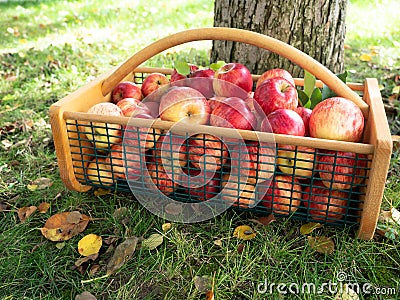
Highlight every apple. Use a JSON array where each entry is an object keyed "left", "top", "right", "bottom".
[
  {"left": 295, "top": 106, "right": 312, "bottom": 136},
  {"left": 262, "top": 108, "right": 305, "bottom": 136},
  {"left": 309, "top": 97, "right": 365, "bottom": 142},
  {"left": 142, "top": 101, "right": 160, "bottom": 118},
  {"left": 230, "top": 141, "right": 275, "bottom": 184},
  {"left": 256, "top": 68, "right": 295, "bottom": 88},
  {"left": 187, "top": 134, "right": 229, "bottom": 171},
  {"left": 302, "top": 181, "right": 349, "bottom": 222},
  {"left": 277, "top": 145, "right": 316, "bottom": 177},
  {"left": 254, "top": 77, "right": 298, "bottom": 116},
  {"left": 181, "top": 168, "right": 221, "bottom": 201},
  {"left": 316, "top": 150, "right": 367, "bottom": 190},
  {"left": 208, "top": 96, "right": 227, "bottom": 111},
  {"left": 86, "top": 158, "right": 114, "bottom": 186},
  {"left": 170, "top": 63, "right": 199, "bottom": 83},
  {"left": 146, "top": 160, "right": 181, "bottom": 195},
  {"left": 261, "top": 175, "right": 302, "bottom": 215},
  {"left": 153, "top": 132, "right": 187, "bottom": 173},
  {"left": 105, "top": 143, "right": 144, "bottom": 181},
  {"left": 189, "top": 68, "right": 215, "bottom": 98},
  {"left": 210, "top": 97, "right": 256, "bottom": 130},
  {"left": 112, "top": 81, "right": 142, "bottom": 104},
  {"left": 116, "top": 98, "right": 151, "bottom": 117},
  {"left": 84, "top": 102, "right": 123, "bottom": 149},
  {"left": 159, "top": 86, "right": 211, "bottom": 125},
  {"left": 220, "top": 174, "right": 258, "bottom": 208},
  {"left": 213, "top": 63, "right": 253, "bottom": 95},
  {"left": 124, "top": 114, "right": 162, "bottom": 151},
  {"left": 141, "top": 73, "right": 169, "bottom": 98}
]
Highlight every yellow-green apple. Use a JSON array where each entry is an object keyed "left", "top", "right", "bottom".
[
  {"left": 256, "top": 68, "right": 295, "bottom": 88},
  {"left": 112, "top": 81, "right": 142, "bottom": 104},
  {"left": 153, "top": 132, "right": 187, "bottom": 173},
  {"left": 84, "top": 102, "right": 123, "bottom": 149},
  {"left": 254, "top": 77, "right": 298, "bottom": 115},
  {"left": 117, "top": 98, "right": 151, "bottom": 117},
  {"left": 181, "top": 168, "right": 221, "bottom": 201},
  {"left": 213, "top": 63, "right": 253, "bottom": 96},
  {"left": 230, "top": 141, "right": 275, "bottom": 184},
  {"left": 159, "top": 86, "right": 211, "bottom": 125},
  {"left": 277, "top": 145, "right": 316, "bottom": 177},
  {"left": 309, "top": 97, "right": 365, "bottom": 142},
  {"left": 187, "top": 134, "right": 229, "bottom": 171},
  {"left": 141, "top": 73, "right": 169, "bottom": 98},
  {"left": 316, "top": 150, "right": 367, "bottom": 190},
  {"left": 302, "top": 181, "right": 349, "bottom": 222},
  {"left": 86, "top": 158, "right": 114, "bottom": 186},
  {"left": 262, "top": 108, "right": 305, "bottom": 136},
  {"left": 146, "top": 160, "right": 181, "bottom": 195},
  {"left": 261, "top": 175, "right": 302, "bottom": 215},
  {"left": 295, "top": 106, "right": 312, "bottom": 136},
  {"left": 210, "top": 97, "right": 256, "bottom": 130}
]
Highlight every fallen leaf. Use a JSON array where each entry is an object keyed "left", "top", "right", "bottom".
[
  {"left": 78, "top": 234, "right": 102, "bottom": 256},
  {"left": 237, "top": 243, "right": 245, "bottom": 254},
  {"left": 113, "top": 207, "right": 129, "bottom": 223},
  {"left": 213, "top": 239, "right": 222, "bottom": 247},
  {"left": 141, "top": 233, "right": 163, "bottom": 250},
  {"left": 18, "top": 206, "right": 37, "bottom": 222},
  {"left": 94, "top": 188, "right": 111, "bottom": 196},
  {"left": 205, "top": 290, "right": 214, "bottom": 300},
  {"left": 300, "top": 222, "right": 323, "bottom": 235},
  {"left": 248, "top": 214, "right": 276, "bottom": 226},
  {"left": 75, "top": 253, "right": 99, "bottom": 267},
  {"left": 27, "top": 177, "right": 53, "bottom": 191},
  {"left": 162, "top": 222, "right": 172, "bottom": 232},
  {"left": 67, "top": 211, "right": 83, "bottom": 224},
  {"left": 233, "top": 225, "right": 257, "bottom": 240},
  {"left": 89, "top": 264, "right": 101, "bottom": 275},
  {"left": 106, "top": 236, "right": 139, "bottom": 275},
  {"left": 37, "top": 202, "right": 50, "bottom": 213},
  {"left": 307, "top": 236, "right": 335, "bottom": 255},
  {"left": 379, "top": 207, "right": 400, "bottom": 225},
  {"left": 0, "top": 202, "right": 10, "bottom": 211},
  {"left": 359, "top": 53, "right": 372, "bottom": 62},
  {"left": 75, "top": 291, "right": 97, "bottom": 300},
  {"left": 335, "top": 284, "right": 360, "bottom": 300},
  {"left": 165, "top": 202, "right": 183, "bottom": 215},
  {"left": 194, "top": 275, "right": 212, "bottom": 293},
  {"left": 40, "top": 212, "right": 90, "bottom": 242},
  {"left": 56, "top": 242, "right": 66, "bottom": 250}
]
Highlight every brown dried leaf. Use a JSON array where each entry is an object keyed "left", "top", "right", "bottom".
[
  {"left": 106, "top": 236, "right": 139, "bottom": 275},
  {"left": 75, "top": 253, "right": 99, "bottom": 267},
  {"left": 89, "top": 264, "right": 101, "bottom": 276},
  {"left": 37, "top": 202, "right": 50, "bottom": 213},
  {"left": 205, "top": 290, "right": 214, "bottom": 300},
  {"left": 67, "top": 211, "right": 83, "bottom": 224},
  {"left": 307, "top": 236, "right": 335, "bottom": 255},
  {"left": 233, "top": 225, "right": 256, "bottom": 240},
  {"left": 0, "top": 202, "right": 10, "bottom": 211},
  {"left": 113, "top": 207, "right": 129, "bottom": 222},
  {"left": 27, "top": 177, "right": 53, "bottom": 191},
  {"left": 248, "top": 214, "right": 276, "bottom": 226},
  {"left": 300, "top": 222, "right": 323, "bottom": 235},
  {"left": 18, "top": 206, "right": 37, "bottom": 222},
  {"left": 237, "top": 243, "right": 245, "bottom": 254},
  {"left": 40, "top": 212, "right": 90, "bottom": 242},
  {"left": 75, "top": 291, "right": 97, "bottom": 300}
]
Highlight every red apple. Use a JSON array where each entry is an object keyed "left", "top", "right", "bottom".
[
  {"left": 256, "top": 69, "right": 295, "bottom": 88},
  {"left": 254, "top": 77, "right": 298, "bottom": 116},
  {"left": 309, "top": 97, "right": 365, "bottom": 142},
  {"left": 142, "top": 101, "right": 160, "bottom": 118},
  {"left": 146, "top": 161, "right": 181, "bottom": 195},
  {"left": 213, "top": 63, "right": 253, "bottom": 96},
  {"left": 141, "top": 73, "right": 169, "bottom": 98},
  {"left": 220, "top": 174, "right": 258, "bottom": 208},
  {"left": 189, "top": 68, "right": 215, "bottom": 98},
  {"left": 316, "top": 150, "right": 367, "bottom": 190},
  {"left": 210, "top": 97, "right": 256, "bottom": 130},
  {"left": 124, "top": 114, "right": 162, "bottom": 151},
  {"left": 181, "top": 168, "right": 221, "bottom": 201},
  {"left": 230, "top": 141, "right": 275, "bottom": 184},
  {"left": 295, "top": 106, "right": 312, "bottom": 136},
  {"left": 117, "top": 98, "right": 151, "bottom": 117},
  {"left": 261, "top": 175, "right": 302, "bottom": 215},
  {"left": 187, "top": 134, "right": 229, "bottom": 171},
  {"left": 159, "top": 86, "right": 211, "bottom": 125},
  {"left": 170, "top": 64, "right": 199, "bottom": 83},
  {"left": 277, "top": 145, "right": 316, "bottom": 178},
  {"left": 153, "top": 132, "right": 187, "bottom": 173},
  {"left": 86, "top": 158, "right": 114, "bottom": 186},
  {"left": 302, "top": 181, "right": 349, "bottom": 222},
  {"left": 208, "top": 96, "right": 227, "bottom": 111},
  {"left": 112, "top": 81, "right": 142, "bottom": 104},
  {"left": 84, "top": 102, "right": 123, "bottom": 149},
  {"left": 262, "top": 109, "right": 305, "bottom": 136}
]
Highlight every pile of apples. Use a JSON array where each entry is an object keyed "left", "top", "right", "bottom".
[{"left": 82, "top": 61, "right": 366, "bottom": 222}]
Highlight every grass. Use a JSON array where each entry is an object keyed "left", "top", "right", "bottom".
[{"left": 1, "top": 0, "right": 400, "bottom": 299}]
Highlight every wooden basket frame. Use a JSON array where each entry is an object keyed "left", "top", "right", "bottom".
[{"left": 49, "top": 27, "right": 392, "bottom": 240}]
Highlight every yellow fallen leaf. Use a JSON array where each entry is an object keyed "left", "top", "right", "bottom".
[
  {"left": 233, "top": 225, "right": 256, "bottom": 240},
  {"left": 162, "top": 223, "right": 172, "bottom": 232},
  {"left": 359, "top": 53, "right": 372, "bottom": 62},
  {"left": 141, "top": 233, "right": 163, "bottom": 250},
  {"left": 300, "top": 222, "right": 323, "bottom": 235},
  {"left": 27, "top": 177, "right": 53, "bottom": 191},
  {"left": 94, "top": 188, "right": 111, "bottom": 196},
  {"left": 18, "top": 206, "right": 37, "bottom": 222},
  {"left": 78, "top": 234, "right": 103, "bottom": 256},
  {"left": 37, "top": 202, "right": 50, "bottom": 213},
  {"left": 307, "top": 236, "right": 335, "bottom": 255}
]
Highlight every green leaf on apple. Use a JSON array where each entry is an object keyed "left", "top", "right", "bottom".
[
  {"left": 304, "top": 70, "right": 316, "bottom": 98},
  {"left": 209, "top": 60, "right": 226, "bottom": 71},
  {"left": 297, "top": 89, "right": 311, "bottom": 108},
  {"left": 321, "top": 70, "right": 348, "bottom": 100},
  {"left": 174, "top": 60, "right": 190, "bottom": 76},
  {"left": 310, "top": 87, "right": 322, "bottom": 109}
]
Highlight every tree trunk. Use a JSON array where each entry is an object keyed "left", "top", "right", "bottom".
[{"left": 211, "top": 0, "right": 347, "bottom": 78}]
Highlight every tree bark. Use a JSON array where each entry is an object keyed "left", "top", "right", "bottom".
[{"left": 211, "top": 0, "right": 347, "bottom": 78}]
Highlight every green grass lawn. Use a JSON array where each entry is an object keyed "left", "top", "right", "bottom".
[{"left": 1, "top": 1, "right": 399, "bottom": 299}]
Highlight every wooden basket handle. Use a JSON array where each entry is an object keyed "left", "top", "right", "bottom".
[{"left": 101, "top": 27, "right": 368, "bottom": 116}]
